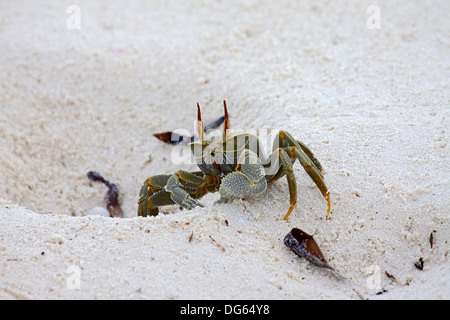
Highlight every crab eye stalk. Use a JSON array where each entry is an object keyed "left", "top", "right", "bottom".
[
  {"left": 195, "top": 102, "right": 205, "bottom": 140},
  {"left": 223, "top": 100, "right": 230, "bottom": 137}
]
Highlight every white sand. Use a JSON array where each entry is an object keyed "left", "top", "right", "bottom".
[{"left": 0, "top": 0, "right": 449, "bottom": 299}]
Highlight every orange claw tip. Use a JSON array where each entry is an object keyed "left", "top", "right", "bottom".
[{"left": 283, "top": 205, "right": 295, "bottom": 220}]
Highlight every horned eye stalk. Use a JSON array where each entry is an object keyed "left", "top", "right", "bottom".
[
  {"left": 223, "top": 100, "right": 230, "bottom": 137},
  {"left": 152, "top": 101, "right": 227, "bottom": 145},
  {"left": 196, "top": 100, "right": 229, "bottom": 141},
  {"left": 195, "top": 102, "right": 205, "bottom": 140}
]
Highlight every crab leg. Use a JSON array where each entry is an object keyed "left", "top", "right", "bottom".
[
  {"left": 290, "top": 146, "right": 331, "bottom": 218},
  {"left": 176, "top": 170, "right": 219, "bottom": 196},
  {"left": 260, "top": 147, "right": 298, "bottom": 219},
  {"left": 296, "top": 139, "right": 323, "bottom": 172},
  {"left": 165, "top": 175, "right": 205, "bottom": 210},
  {"left": 139, "top": 171, "right": 216, "bottom": 216},
  {"left": 164, "top": 169, "right": 221, "bottom": 210},
  {"left": 277, "top": 130, "right": 331, "bottom": 218},
  {"left": 175, "top": 170, "right": 204, "bottom": 185},
  {"left": 138, "top": 174, "right": 172, "bottom": 217},
  {"left": 276, "top": 148, "right": 298, "bottom": 220},
  {"left": 278, "top": 131, "right": 324, "bottom": 178}
]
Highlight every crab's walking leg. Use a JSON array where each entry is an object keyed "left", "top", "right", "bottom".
[
  {"left": 296, "top": 139, "right": 323, "bottom": 172},
  {"left": 278, "top": 131, "right": 324, "bottom": 178},
  {"left": 280, "top": 131, "right": 331, "bottom": 218},
  {"left": 138, "top": 171, "right": 214, "bottom": 216},
  {"left": 273, "top": 130, "right": 331, "bottom": 218},
  {"left": 262, "top": 147, "right": 298, "bottom": 219},
  {"left": 276, "top": 148, "right": 298, "bottom": 220},
  {"left": 138, "top": 174, "right": 173, "bottom": 217},
  {"left": 290, "top": 146, "right": 331, "bottom": 217},
  {"left": 165, "top": 171, "right": 206, "bottom": 210}
]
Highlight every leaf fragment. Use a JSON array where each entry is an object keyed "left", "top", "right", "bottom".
[{"left": 284, "top": 228, "right": 343, "bottom": 279}]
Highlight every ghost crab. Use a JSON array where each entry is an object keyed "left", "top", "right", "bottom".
[{"left": 138, "top": 101, "right": 331, "bottom": 220}]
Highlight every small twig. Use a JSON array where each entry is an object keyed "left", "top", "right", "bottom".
[
  {"left": 429, "top": 230, "right": 436, "bottom": 249},
  {"left": 384, "top": 271, "right": 398, "bottom": 282},
  {"left": 209, "top": 235, "right": 226, "bottom": 252},
  {"left": 87, "top": 171, "right": 123, "bottom": 218}
]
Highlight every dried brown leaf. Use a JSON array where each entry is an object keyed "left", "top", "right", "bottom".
[{"left": 284, "top": 228, "right": 343, "bottom": 279}]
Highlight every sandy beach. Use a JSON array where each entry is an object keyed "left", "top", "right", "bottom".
[{"left": 0, "top": 0, "right": 449, "bottom": 299}]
